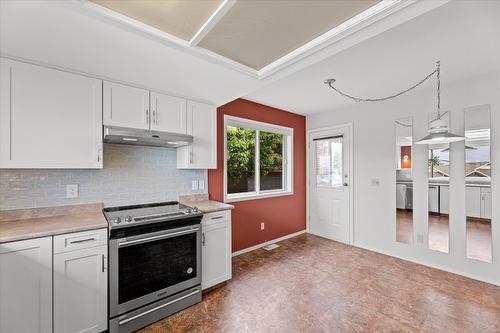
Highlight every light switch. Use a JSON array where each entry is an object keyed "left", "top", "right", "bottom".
[
  {"left": 371, "top": 179, "right": 380, "bottom": 186},
  {"left": 66, "top": 184, "right": 79, "bottom": 198},
  {"left": 191, "top": 180, "right": 199, "bottom": 190},
  {"left": 199, "top": 180, "right": 205, "bottom": 190}
]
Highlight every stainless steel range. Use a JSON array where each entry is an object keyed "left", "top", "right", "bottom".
[{"left": 103, "top": 201, "right": 203, "bottom": 333}]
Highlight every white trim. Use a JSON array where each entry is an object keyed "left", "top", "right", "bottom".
[
  {"left": 223, "top": 115, "right": 294, "bottom": 203},
  {"left": 70, "top": 0, "right": 448, "bottom": 81},
  {"left": 258, "top": 0, "right": 450, "bottom": 79},
  {"left": 232, "top": 230, "right": 306, "bottom": 257},
  {"left": 306, "top": 123, "right": 354, "bottom": 245},
  {"left": 189, "top": 0, "right": 237, "bottom": 46},
  {"left": 73, "top": 0, "right": 257, "bottom": 78}
]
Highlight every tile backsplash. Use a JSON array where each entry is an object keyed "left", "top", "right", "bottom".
[{"left": 0, "top": 144, "right": 207, "bottom": 210}]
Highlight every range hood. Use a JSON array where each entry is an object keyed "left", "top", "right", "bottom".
[{"left": 103, "top": 126, "right": 193, "bottom": 148}]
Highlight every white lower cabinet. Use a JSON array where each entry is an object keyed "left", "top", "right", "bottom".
[
  {"left": 0, "top": 237, "right": 53, "bottom": 333},
  {"left": 480, "top": 187, "right": 492, "bottom": 219},
  {"left": 466, "top": 186, "right": 482, "bottom": 218},
  {"left": 0, "top": 229, "right": 108, "bottom": 333},
  {"left": 428, "top": 186, "right": 439, "bottom": 213},
  {"left": 396, "top": 184, "right": 406, "bottom": 209},
  {"left": 54, "top": 244, "right": 107, "bottom": 333},
  {"left": 201, "top": 211, "right": 232, "bottom": 290}
]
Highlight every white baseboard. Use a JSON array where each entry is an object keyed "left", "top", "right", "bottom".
[{"left": 232, "top": 230, "right": 306, "bottom": 257}]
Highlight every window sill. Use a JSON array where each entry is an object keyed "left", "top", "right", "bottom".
[{"left": 224, "top": 191, "right": 294, "bottom": 203}]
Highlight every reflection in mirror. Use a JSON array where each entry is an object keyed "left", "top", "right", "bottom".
[
  {"left": 428, "top": 112, "right": 450, "bottom": 253},
  {"left": 395, "top": 117, "right": 413, "bottom": 244},
  {"left": 465, "top": 105, "right": 491, "bottom": 263}
]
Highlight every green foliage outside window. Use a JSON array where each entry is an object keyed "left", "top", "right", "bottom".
[{"left": 226, "top": 127, "right": 283, "bottom": 184}]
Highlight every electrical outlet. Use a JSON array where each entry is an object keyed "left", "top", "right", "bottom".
[
  {"left": 191, "top": 180, "right": 198, "bottom": 190},
  {"left": 416, "top": 234, "right": 424, "bottom": 243},
  {"left": 371, "top": 178, "right": 380, "bottom": 186},
  {"left": 66, "top": 184, "right": 79, "bottom": 198},
  {"left": 260, "top": 222, "right": 265, "bottom": 231},
  {"left": 198, "top": 180, "right": 205, "bottom": 190}
]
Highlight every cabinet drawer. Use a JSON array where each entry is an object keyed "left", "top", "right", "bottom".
[
  {"left": 54, "top": 228, "right": 107, "bottom": 254},
  {"left": 202, "top": 210, "right": 231, "bottom": 225}
]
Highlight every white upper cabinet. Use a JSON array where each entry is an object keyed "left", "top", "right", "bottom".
[
  {"left": 150, "top": 91, "right": 187, "bottom": 134},
  {"left": 0, "top": 237, "right": 53, "bottom": 333},
  {"left": 0, "top": 58, "right": 103, "bottom": 168},
  {"left": 177, "top": 101, "right": 217, "bottom": 169},
  {"left": 103, "top": 81, "right": 150, "bottom": 130}
]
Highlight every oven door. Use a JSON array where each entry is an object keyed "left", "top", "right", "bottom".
[{"left": 109, "top": 224, "right": 201, "bottom": 317}]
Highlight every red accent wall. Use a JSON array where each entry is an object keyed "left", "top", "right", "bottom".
[
  {"left": 208, "top": 99, "right": 306, "bottom": 252},
  {"left": 401, "top": 146, "right": 412, "bottom": 169}
]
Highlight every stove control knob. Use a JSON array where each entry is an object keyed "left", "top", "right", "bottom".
[
  {"left": 112, "top": 217, "right": 122, "bottom": 224},
  {"left": 193, "top": 206, "right": 199, "bottom": 213},
  {"left": 186, "top": 208, "right": 193, "bottom": 214},
  {"left": 124, "top": 215, "right": 133, "bottom": 223}
]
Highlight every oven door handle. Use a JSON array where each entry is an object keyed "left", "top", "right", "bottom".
[
  {"left": 118, "top": 227, "right": 200, "bottom": 247},
  {"left": 118, "top": 289, "right": 200, "bottom": 326}
]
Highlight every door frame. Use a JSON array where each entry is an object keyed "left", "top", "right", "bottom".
[{"left": 306, "top": 123, "right": 354, "bottom": 245}]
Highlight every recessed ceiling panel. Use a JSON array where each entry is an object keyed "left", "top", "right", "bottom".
[
  {"left": 199, "top": 0, "right": 379, "bottom": 69},
  {"left": 91, "top": 0, "right": 223, "bottom": 41}
]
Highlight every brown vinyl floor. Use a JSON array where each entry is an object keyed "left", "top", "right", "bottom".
[
  {"left": 139, "top": 234, "right": 500, "bottom": 333},
  {"left": 396, "top": 210, "right": 492, "bottom": 262}
]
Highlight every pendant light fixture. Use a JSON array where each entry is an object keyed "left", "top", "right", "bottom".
[{"left": 324, "top": 61, "right": 465, "bottom": 145}]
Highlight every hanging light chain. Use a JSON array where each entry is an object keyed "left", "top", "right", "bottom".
[{"left": 324, "top": 61, "right": 441, "bottom": 105}]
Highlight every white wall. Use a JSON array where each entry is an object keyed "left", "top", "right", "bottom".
[{"left": 307, "top": 72, "right": 500, "bottom": 285}]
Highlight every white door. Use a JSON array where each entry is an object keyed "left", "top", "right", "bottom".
[
  {"left": 150, "top": 92, "right": 187, "bottom": 134},
  {"left": 202, "top": 221, "right": 232, "bottom": 289},
  {"left": 0, "top": 58, "right": 103, "bottom": 169},
  {"left": 0, "top": 237, "right": 53, "bottom": 333},
  {"left": 54, "top": 245, "right": 107, "bottom": 333},
  {"left": 309, "top": 126, "right": 351, "bottom": 243},
  {"left": 103, "top": 81, "right": 150, "bottom": 130}
]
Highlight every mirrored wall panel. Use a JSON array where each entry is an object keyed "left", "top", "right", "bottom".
[
  {"left": 428, "top": 113, "right": 450, "bottom": 253},
  {"left": 395, "top": 117, "right": 413, "bottom": 244},
  {"left": 465, "top": 105, "right": 492, "bottom": 263}
]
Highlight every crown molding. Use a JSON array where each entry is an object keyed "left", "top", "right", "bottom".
[
  {"left": 189, "top": 0, "right": 237, "bottom": 46},
  {"left": 73, "top": 0, "right": 258, "bottom": 78},
  {"left": 72, "top": 0, "right": 449, "bottom": 82},
  {"left": 257, "top": 0, "right": 451, "bottom": 80}
]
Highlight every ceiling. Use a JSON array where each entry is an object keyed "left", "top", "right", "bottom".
[
  {"left": 91, "top": 0, "right": 223, "bottom": 41},
  {"left": 198, "top": 0, "right": 378, "bottom": 69},
  {"left": 245, "top": 0, "right": 500, "bottom": 115},
  {"left": 90, "top": 0, "right": 379, "bottom": 70}
]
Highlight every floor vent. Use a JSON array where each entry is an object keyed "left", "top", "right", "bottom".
[{"left": 263, "top": 243, "right": 280, "bottom": 251}]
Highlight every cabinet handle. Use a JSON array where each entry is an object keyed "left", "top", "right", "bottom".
[
  {"left": 97, "top": 148, "right": 103, "bottom": 163},
  {"left": 152, "top": 109, "right": 157, "bottom": 124},
  {"left": 189, "top": 151, "right": 193, "bottom": 164},
  {"left": 69, "top": 237, "right": 96, "bottom": 244},
  {"left": 202, "top": 232, "right": 205, "bottom": 246},
  {"left": 146, "top": 109, "right": 150, "bottom": 124},
  {"left": 211, "top": 216, "right": 223, "bottom": 220},
  {"left": 102, "top": 254, "right": 106, "bottom": 272}
]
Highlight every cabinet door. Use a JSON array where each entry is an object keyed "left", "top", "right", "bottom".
[
  {"left": 178, "top": 101, "right": 217, "bottom": 169},
  {"left": 202, "top": 220, "right": 231, "bottom": 289},
  {"left": 0, "top": 237, "right": 52, "bottom": 333},
  {"left": 466, "top": 187, "right": 481, "bottom": 218},
  {"left": 150, "top": 92, "right": 187, "bottom": 134},
  {"left": 439, "top": 186, "right": 449, "bottom": 214},
  {"left": 481, "top": 188, "right": 492, "bottom": 219},
  {"left": 0, "top": 58, "right": 103, "bottom": 168},
  {"left": 103, "top": 81, "right": 150, "bottom": 130},
  {"left": 428, "top": 186, "right": 439, "bottom": 213},
  {"left": 54, "top": 245, "right": 107, "bottom": 333}
]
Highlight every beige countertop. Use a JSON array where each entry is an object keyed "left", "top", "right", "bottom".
[
  {"left": 0, "top": 203, "right": 107, "bottom": 244},
  {"left": 179, "top": 194, "right": 234, "bottom": 213}
]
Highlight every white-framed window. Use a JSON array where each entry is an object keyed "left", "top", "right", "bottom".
[{"left": 224, "top": 115, "right": 293, "bottom": 202}]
